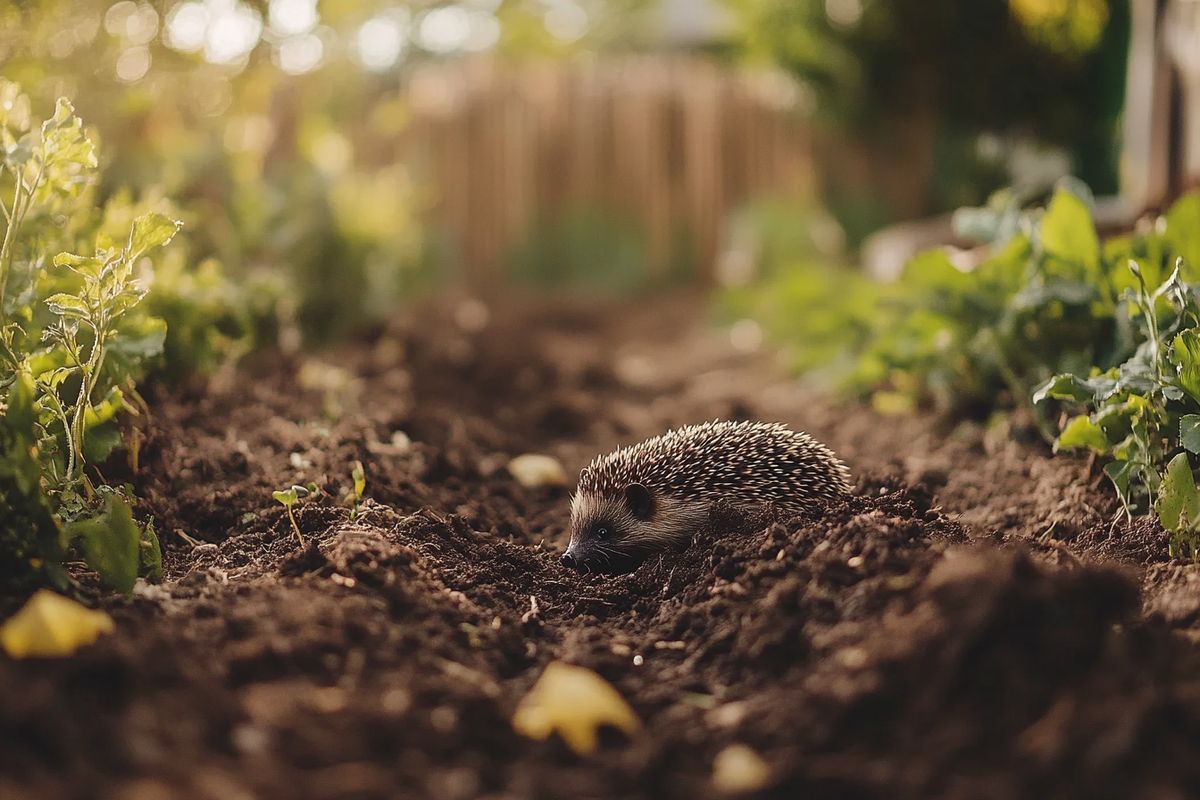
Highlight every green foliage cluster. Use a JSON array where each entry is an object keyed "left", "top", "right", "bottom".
[
  {"left": 731, "top": 186, "right": 1199, "bottom": 415},
  {"left": 4, "top": 1, "right": 435, "bottom": 348},
  {"left": 0, "top": 82, "right": 179, "bottom": 592},
  {"left": 729, "top": 185, "right": 1200, "bottom": 547},
  {"left": 1033, "top": 203, "right": 1200, "bottom": 555}
]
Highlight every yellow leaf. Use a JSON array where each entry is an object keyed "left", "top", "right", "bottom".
[
  {"left": 507, "top": 454, "right": 567, "bottom": 488},
  {"left": 712, "top": 744, "right": 772, "bottom": 794},
  {"left": 0, "top": 590, "right": 114, "bottom": 659},
  {"left": 512, "top": 661, "right": 641, "bottom": 755}
]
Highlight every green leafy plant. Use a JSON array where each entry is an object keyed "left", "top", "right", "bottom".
[
  {"left": 1034, "top": 256, "right": 1200, "bottom": 555},
  {"left": 272, "top": 485, "right": 310, "bottom": 546},
  {"left": 41, "top": 212, "right": 179, "bottom": 489},
  {"left": 731, "top": 184, "right": 1197, "bottom": 424},
  {"left": 732, "top": 184, "right": 1200, "bottom": 553},
  {"left": 0, "top": 82, "right": 177, "bottom": 592}
]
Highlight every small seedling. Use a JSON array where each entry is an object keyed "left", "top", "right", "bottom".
[
  {"left": 349, "top": 460, "right": 366, "bottom": 519},
  {"left": 271, "top": 485, "right": 310, "bottom": 545}
]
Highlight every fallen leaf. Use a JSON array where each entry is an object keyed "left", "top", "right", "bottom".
[
  {"left": 507, "top": 454, "right": 567, "bottom": 488},
  {"left": 0, "top": 590, "right": 114, "bottom": 659},
  {"left": 712, "top": 744, "right": 771, "bottom": 794},
  {"left": 512, "top": 661, "right": 641, "bottom": 755}
]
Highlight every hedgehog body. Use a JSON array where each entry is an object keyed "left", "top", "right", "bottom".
[{"left": 562, "top": 420, "right": 851, "bottom": 572}]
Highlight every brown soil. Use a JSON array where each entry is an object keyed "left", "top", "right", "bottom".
[{"left": 4, "top": 295, "right": 1200, "bottom": 800}]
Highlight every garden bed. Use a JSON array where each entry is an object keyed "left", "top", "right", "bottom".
[{"left": 3, "top": 296, "right": 1200, "bottom": 800}]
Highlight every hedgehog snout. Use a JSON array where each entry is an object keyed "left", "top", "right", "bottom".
[
  {"left": 561, "top": 539, "right": 588, "bottom": 571},
  {"left": 562, "top": 531, "right": 610, "bottom": 572}
]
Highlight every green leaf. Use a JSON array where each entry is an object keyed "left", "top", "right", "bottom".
[
  {"left": 127, "top": 213, "right": 183, "bottom": 262},
  {"left": 1156, "top": 453, "right": 1200, "bottom": 532},
  {"left": 108, "top": 316, "right": 167, "bottom": 360},
  {"left": 272, "top": 485, "right": 308, "bottom": 507},
  {"left": 1040, "top": 189, "right": 1100, "bottom": 271},
  {"left": 140, "top": 519, "right": 163, "bottom": 583},
  {"left": 37, "top": 99, "right": 97, "bottom": 199},
  {"left": 1171, "top": 329, "right": 1200, "bottom": 404},
  {"left": 1, "top": 368, "right": 54, "bottom": 498},
  {"left": 84, "top": 387, "right": 126, "bottom": 428},
  {"left": 1093, "top": 393, "right": 1155, "bottom": 432},
  {"left": 64, "top": 494, "right": 141, "bottom": 593},
  {"left": 53, "top": 252, "right": 105, "bottom": 274},
  {"left": 1165, "top": 191, "right": 1200, "bottom": 276},
  {"left": 44, "top": 292, "right": 89, "bottom": 319},
  {"left": 1117, "top": 345, "right": 1160, "bottom": 395},
  {"left": 1033, "top": 372, "right": 1118, "bottom": 405},
  {"left": 1033, "top": 374, "right": 1082, "bottom": 404},
  {"left": 82, "top": 423, "right": 123, "bottom": 464},
  {"left": 42, "top": 98, "right": 75, "bottom": 132},
  {"left": 901, "top": 248, "right": 968, "bottom": 291},
  {"left": 352, "top": 460, "right": 366, "bottom": 500},
  {"left": 1183, "top": 416, "right": 1200, "bottom": 455},
  {"left": 4, "top": 366, "right": 38, "bottom": 440},
  {"left": 1054, "top": 415, "right": 1110, "bottom": 453}
]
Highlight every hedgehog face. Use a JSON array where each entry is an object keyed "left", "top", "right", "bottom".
[{"left": 562, "top": 483, "right": 655, "bottom": 573}]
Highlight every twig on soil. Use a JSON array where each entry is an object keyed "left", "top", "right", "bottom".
[
  {"left": 1108, "top": 505, "right": 1130, "bottom": 532},
  {"left": 1037, "top": 521, "right": 1059, "bottom": 543},
  {"left": 521, "top": 595, "right": 541, "bottom": 624},
  {"left": 175, "top": 528, "right": 204, "bottom": 548}
]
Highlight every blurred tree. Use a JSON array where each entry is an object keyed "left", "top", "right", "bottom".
[
  {"left": 727, "top": 0, "right": 1130, "bottom": 236},
  {"left": 0, "top": 0, "right": 658, "bottom": 335}
]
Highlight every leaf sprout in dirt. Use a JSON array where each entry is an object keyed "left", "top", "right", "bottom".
[
  {"left": 348, "top": 460, "right": 366, "bottom": 519},
  {"left": 271, "top": 485, "right": 310, "bottom": 546}
]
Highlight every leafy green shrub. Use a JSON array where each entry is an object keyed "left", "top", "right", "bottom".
[
  {"left": 730, "top": 184, "right": 1200, "bottom": 549},
  {"left": 0, "top": 82, "right": 177, "bottom": 593},
  {"left": 729, "top": 185, "right": 1198, "bottom": 423},
  {"left": 93, "top": 190, "right": 262, "bottom": 381},
  {"left": 1033, "top": 250, "right": 1200, "bottom": 554}
]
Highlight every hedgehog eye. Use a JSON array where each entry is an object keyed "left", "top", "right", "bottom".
[{"left": 593, "top": 525, "right": 610, "bottom": 539}]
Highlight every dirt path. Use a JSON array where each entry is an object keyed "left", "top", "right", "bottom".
[{"left": 3, "top": 296, "right": 1200, "bottom": 800}]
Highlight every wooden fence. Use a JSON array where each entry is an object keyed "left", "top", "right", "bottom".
[{"left": 400, "top": 56, "right": 812, "bottom": 287}]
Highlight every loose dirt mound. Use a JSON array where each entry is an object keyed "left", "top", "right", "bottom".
[{"left": 3, "top": 298, "right": 1200, "bottom": 799}]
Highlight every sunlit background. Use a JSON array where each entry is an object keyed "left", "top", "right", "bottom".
[{"left": 0, "top": 0, "right": 1196, "bottom": 346}]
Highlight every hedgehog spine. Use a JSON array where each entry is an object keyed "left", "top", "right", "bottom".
[{"left": 563, "top": 420, "right": 851, "bottom": 570}]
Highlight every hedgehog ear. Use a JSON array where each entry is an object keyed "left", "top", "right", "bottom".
[{"left": 623, "top": 482, "right": 654, "bottom": 520}]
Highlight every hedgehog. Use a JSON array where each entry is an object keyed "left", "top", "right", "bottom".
[{"left": 561, "top": 420, "right": 851, "bottom": 572}]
